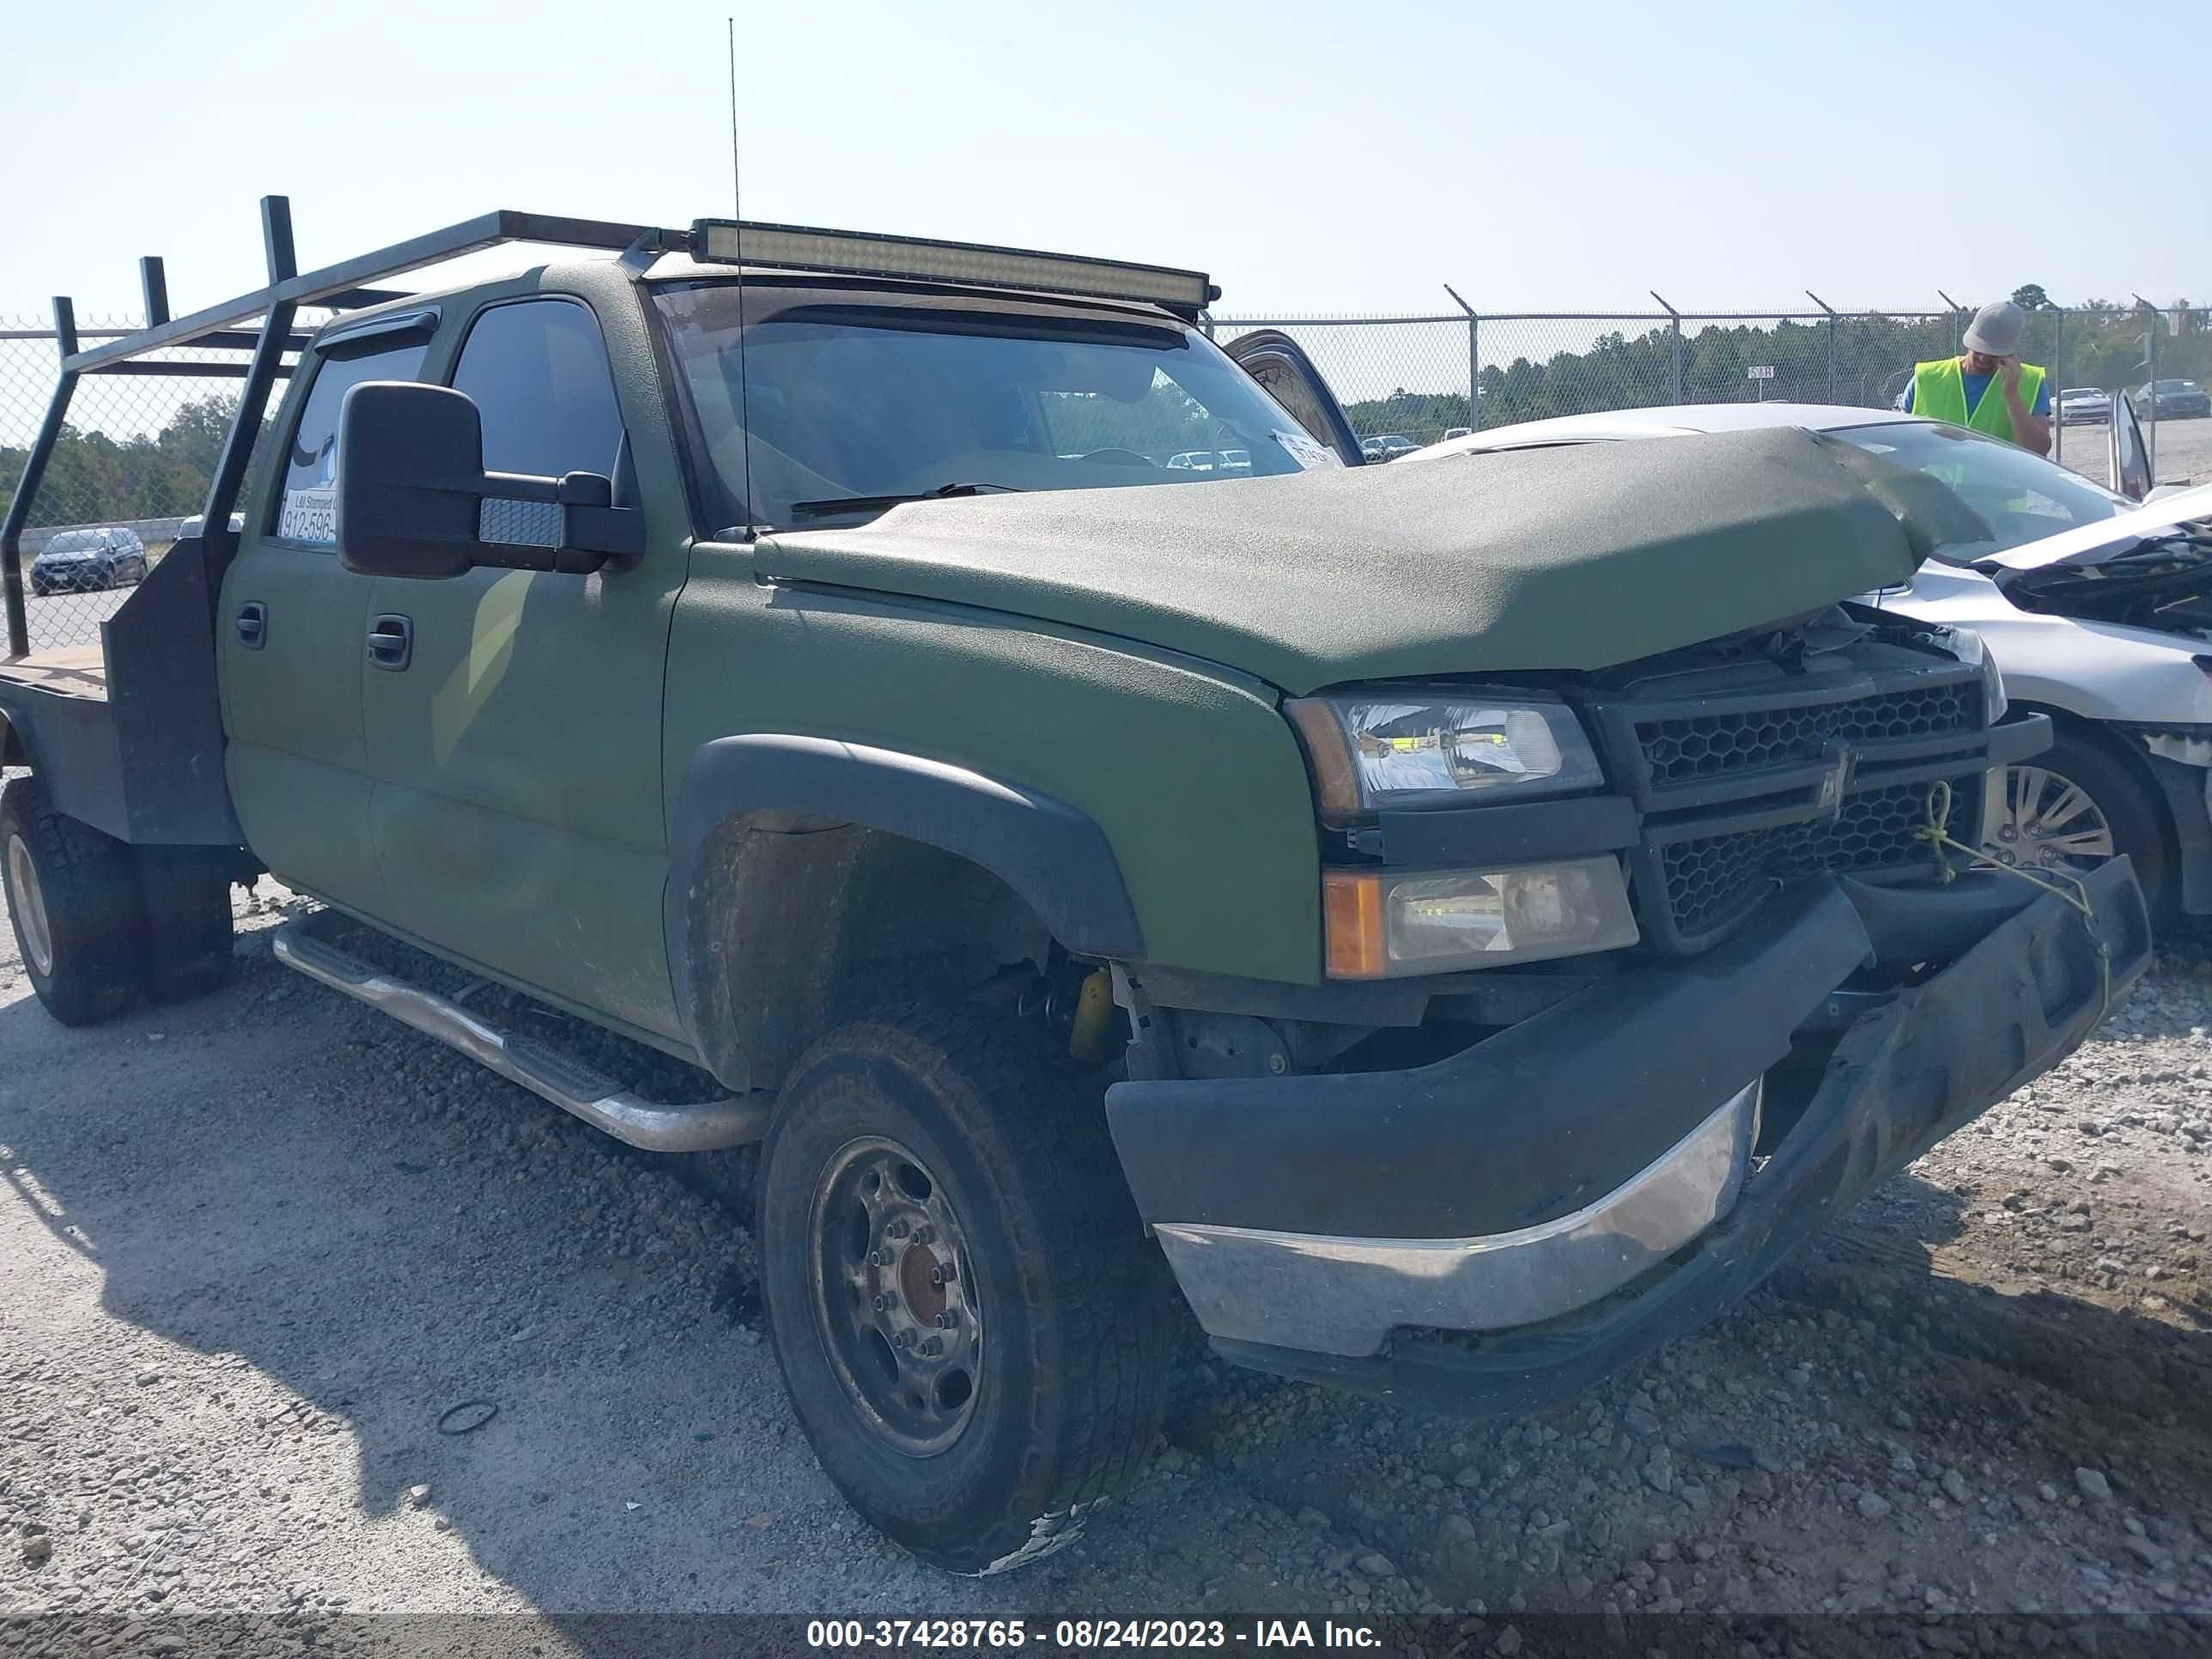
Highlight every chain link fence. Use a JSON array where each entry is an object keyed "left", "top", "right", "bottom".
[
  {"left": 1211, "top": 301, "right": 2212, "bottom": 474},
  {"left": 2, "top": 314, "right": 304, "bottom": 656}
]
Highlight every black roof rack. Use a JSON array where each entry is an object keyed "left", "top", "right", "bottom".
[
  {"left": 66, "top": 202, "right": 681, "bottom": 376},
  {"left": 5, "top": 194, "right": 1218, "bottom": 656},
  {"left": 3, "top": 196, "right": 687, "bottom": 653}
]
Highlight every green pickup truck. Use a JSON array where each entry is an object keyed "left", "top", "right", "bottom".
[{"left": 0, "top": 200, "right": 2150, "bottom": 1576}]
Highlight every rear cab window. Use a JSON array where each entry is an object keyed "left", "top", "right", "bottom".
[
  {"left": 447, "top": 298, "right": 623, "bottom": 478},
  {"left": 270, "top": 336, "right": 430, "bottom": 549}
]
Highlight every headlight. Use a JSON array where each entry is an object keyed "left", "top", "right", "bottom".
[
  {"left": 1323, "top": 857, "right": 1639, "bottom": 978},
  {"left": 1287, "top": 693, "right": 1604, "bottom": 825},
  {"left": 1936, "top": 627, "right": 2006, "bottom": 725}
]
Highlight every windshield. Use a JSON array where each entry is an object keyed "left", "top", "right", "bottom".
[
  {"left": 43, "top": 530, "right": 103, "bottom": 554},
  {"left": 654, "top": 284, "right": 1336, "bottom": 529},
  {"left": 1832, "top": 421, "right": 2127, "bottom": 562}
]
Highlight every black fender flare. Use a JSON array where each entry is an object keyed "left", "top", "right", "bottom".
[
  {"left": 664, "top": 734, "right": 1145, "bottom": 1054},
  {"left": 0, "top": 702, "right": 33, "bottom": 772}
]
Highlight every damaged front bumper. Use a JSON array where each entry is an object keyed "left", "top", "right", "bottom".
[{"left": 1104, "top": 861, "right": 2150, "bottom": 1414}]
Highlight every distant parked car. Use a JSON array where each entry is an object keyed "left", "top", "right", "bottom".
[
  {"left": 2056, "top": 387, "right": 2111, "bottom": 424},
  {"left": 1442, "top": 427, "right": 1474, "bottom": 441},
  {"left": 2135, "top": 380, "right": 2211, "bottom": 420},
  {"left": 1358, "top": 436, "right": 1386, "bottom": 461},
  {"left": 27, "top": 527, "right": 148, "bottom": 597},
  {"left": 1368, "top": 434, "right": 1419, "bottom": 461},
  {"left": 1164, "top": 450, "right": 1216, "bottom": 472},
  {"left": 1216, "top": 447, "right": 1251, "bottom": 472}
]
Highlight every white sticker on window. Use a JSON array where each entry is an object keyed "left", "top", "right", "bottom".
[
  {"left": 278, "top": 485, "right": 337, "bottom": 545},
  {"left": 1273, "top": 428, "right": 1342, "bottom": 471}
]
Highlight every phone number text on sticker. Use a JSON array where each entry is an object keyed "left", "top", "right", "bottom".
[{"left": 278, "top": 486, "right": 337, "bottom": 545}]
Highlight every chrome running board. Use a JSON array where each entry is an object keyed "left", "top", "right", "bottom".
[{"left": 272, "top": 915, "right": 767, "bottom": 1152}]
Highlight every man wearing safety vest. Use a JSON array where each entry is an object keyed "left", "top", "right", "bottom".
[{"left": 1903, "top": 299, "right": 2051, "bottom": 456}]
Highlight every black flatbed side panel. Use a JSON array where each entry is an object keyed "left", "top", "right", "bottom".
[
  {"left": 0, "top": 539, "right": 241, "bottom": 847},
  {"left": 0, "top": 674, "right": 130, "bottom": 839},
  {"left": 101, "top": 536, "right": 241, "bottom": 845}
]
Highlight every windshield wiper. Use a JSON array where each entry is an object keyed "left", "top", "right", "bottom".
[{"left": 788, "top": 482, "right": 1024, "bottom": 521}]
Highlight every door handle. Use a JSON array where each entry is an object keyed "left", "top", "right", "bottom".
[
  {"left": 368, "top": 614, "right": 413, "bottom": 672},
  {"left": 234, "top": 602, "right": 267, "bottom": 649}
]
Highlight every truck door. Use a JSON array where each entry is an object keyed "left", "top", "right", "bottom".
[
  {"left": 2111, "top": 392, "right": 2153, "bottom": 501},
  {"left": 358, "top": 294, "right": 687, "bottom": 1042},
  {"left": 1221, "top": 329, "right": 1368, "bottom": 466},
  {"left": 218, "top": 319, "right": 433, "bottom": 916}
]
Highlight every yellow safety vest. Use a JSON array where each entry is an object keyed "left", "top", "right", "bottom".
[{"left": 1911, "top": 356, "right": 2045, "bottom": 443}]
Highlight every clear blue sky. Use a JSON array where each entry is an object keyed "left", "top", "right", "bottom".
[{"left": 0, "top": 0, "right": 2204, "bottom": 325}]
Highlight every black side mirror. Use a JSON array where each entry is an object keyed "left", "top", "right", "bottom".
[{"left": 333, "top": 381, "right": 646, "bottom": 580}]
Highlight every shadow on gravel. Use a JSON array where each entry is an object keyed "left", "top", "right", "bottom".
[
  {"left": 0, "top": 943, "right": 956, "bottom": 1624},
  {"left": 1793, "top": 1173, "right": 2212, "bottom": 1432},
  {"left": 4, "top": 940, "right": 2209, "bottom": 1626}
]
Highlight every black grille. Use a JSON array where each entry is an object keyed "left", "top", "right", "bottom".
[
  {"left": 1787, "top": 778, "right": 1952, "bottom": 876},
  {"left": 1652, "top": 774, "right": 1976, "bottom": 945},
  {"left": 1660, "top": 823, "right": 1801, "bottom": 941},
  {"left": 1636, "top": 683, "right": 1978, "bottom": 788}
]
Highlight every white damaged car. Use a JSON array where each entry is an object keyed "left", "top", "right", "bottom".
[{"left": 1405, "top": 403, "right": 2212, "bottom": 926}]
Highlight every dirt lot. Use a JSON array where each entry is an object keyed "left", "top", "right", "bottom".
[
  {"left": 2056, "top": 412, "right": 2212, "bottom": 489},
  {"left": 2, "top": 887, "right": 2209, "bottom": 1652}
]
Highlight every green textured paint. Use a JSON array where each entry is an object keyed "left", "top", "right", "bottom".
[
  {"left": 356, "top": 263, "right": 691, "bottom": 1036},
  {"left": 217, "top": 393, "right": 390, "bottom": 918},
  {"left": 662, "top": 561, "right": 1325, "bottom": 983},
  {"left": 222, "top": 262, "right": 1936, "bottom": 1034},
  {"left": 750, "top": 428, "right": 1920, "bottom": 694}
]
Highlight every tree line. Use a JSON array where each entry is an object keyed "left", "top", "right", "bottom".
[
  {"left": 1330, "top": 293, "right": 2210, "bottom": 444},
  {"left": 0, "top": 394, "right": 242, "bottom": 532}
]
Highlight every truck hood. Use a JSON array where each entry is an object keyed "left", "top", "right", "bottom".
[{"left": 752, "top": 427, "right": 1923, "bottom": 694}]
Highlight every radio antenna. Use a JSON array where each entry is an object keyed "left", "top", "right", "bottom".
[{"left": 727, "top": 14, "right": 756, "bottom": 538}]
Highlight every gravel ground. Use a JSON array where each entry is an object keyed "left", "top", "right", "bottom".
[
  {"left": 3, "top": 886, "right": 2209, "bottom": 1646},
  {"left": 2055, "top": 411, "right": 2212, "bottom": 489}
]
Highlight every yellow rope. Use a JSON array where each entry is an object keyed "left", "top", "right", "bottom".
[{"left": 1915, "top": 778, "right": 2112, "bottom": 1032}]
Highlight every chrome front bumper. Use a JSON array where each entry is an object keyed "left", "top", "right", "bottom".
[{"left": 1152, "top": 1079, "right": 1761, "bottom": 1358}]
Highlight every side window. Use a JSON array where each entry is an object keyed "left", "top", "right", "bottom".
[
  {"left": 450, "top": 300, "right": 623, "bottom": 479},
  {"left": 270, "top": 338, "right": 429, "bottom": 547}
]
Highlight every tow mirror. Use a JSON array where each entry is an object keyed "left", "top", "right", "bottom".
[{"left": 333, "top": 380, "right": 645, "bottom": 579}]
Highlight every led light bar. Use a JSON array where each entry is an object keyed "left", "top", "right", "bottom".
[{"left": 687, "top": 219, "right": 1218, "bottom": 313}]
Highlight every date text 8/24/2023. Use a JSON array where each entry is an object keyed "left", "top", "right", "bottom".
[{"left": 805, "top": 1619, "right": 1384, "bottom": 1649}]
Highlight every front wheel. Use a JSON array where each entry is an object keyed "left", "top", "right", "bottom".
[
  {"left": 1987, "top": 727, "right": 2172, "bottom": 925},
  {"left": 757, "top": 1002, "right": 1173, "bottom": 1575}
]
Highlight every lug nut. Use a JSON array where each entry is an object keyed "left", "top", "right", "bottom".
[
  {"left": 933, "top": 1310, "right": 958, "bottom": 1328},
  {"left": 885, "top": 1220, "right": 909, "bottom": 1240},
  {"left": 870, "top": 1248, "right": 892, "bottom": 1267},
  {"left": 921, "top": 1337, "right": 943, "bottom": 1357},
  {"left": 872, "top": 1293, "right": 892, "bottom": 1312},
  {"left": 928, "top": 1264, "right": 951, "bottom": 1288},
  {"left": 894, "top": 1329, "right": 916, "bottom": 1349},
  {"left": 913, "top": 1225, "right": 934, "bottom": 1245}
]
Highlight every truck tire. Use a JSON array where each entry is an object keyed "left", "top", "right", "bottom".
[
  {"left": 136, "top": 847, "right": 236, "bottom": 1004},
  {"left": 757, "top": 1001, "right": 1174, "bottom": 1575},
  {"left": 1, "top": 775, "right": 148, "bottom": 1026}
]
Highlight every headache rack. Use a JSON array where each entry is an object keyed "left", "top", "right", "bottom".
[
  {"left": 3, "top": 194, "right": 1220, "bottom": 662},
  {"left": 0, "top": 196, "right": 1217, "bottom": 846}
]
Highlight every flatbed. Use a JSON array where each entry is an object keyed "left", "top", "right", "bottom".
[{"left": 0, "top": 645, "right": 107, "bottom": 699}]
